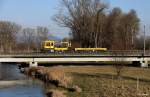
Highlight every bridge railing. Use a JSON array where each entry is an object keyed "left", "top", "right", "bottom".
[{"left": 0, "top": 50, "right": 149, "bottom": 57}]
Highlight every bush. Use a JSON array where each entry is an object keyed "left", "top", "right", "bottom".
[
  {"left": 46, "top": 89, "right": 66, "bottom": 97},
  {"left": 45, "top": 66, "right": 72, "bottom": 88},
  {"left": 24, "top": 67, "right": 38, "bottom": 76}
]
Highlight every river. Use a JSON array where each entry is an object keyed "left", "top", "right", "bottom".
[{"left": 0, "top": 63, "right": 45, "bottom": 97}]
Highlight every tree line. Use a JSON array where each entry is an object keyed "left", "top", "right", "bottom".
[
  {"left": 0, "top": 21, "right": 48, "bottom": 53},
  {"left": 0, "top": 0, "right": 148, "bottom": 53},
  {"left": 55, "top": 0, "right": 141, "bottom": 50}
]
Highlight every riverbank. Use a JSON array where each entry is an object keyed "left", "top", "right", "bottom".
[
  {"left": 24, "top": 66, "right": 150, "bottom": 97},
  {"left": 24, "top": 66, "right": 81, "bottom": 97}
]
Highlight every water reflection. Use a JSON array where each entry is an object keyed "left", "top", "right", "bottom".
[
  {"left": 0, "top": 63, "right": 45, "bottom": 97},
  {"left": 0, "top": 63, "right": 27, "bottom": 80},
  {"left": 0, "top": 84, "right": 44, "bottom": 97}
]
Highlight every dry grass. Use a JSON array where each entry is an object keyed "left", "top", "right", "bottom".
[
  {"left": 72, "top": 85, "right": 82, "bottom": 92},
  {"left": 25, "top": 66, "right": 150, "bottom": 97},
  {"left": 50, "top": 66, "right": 150, "bottom": 97},
  {"left": 24, "top": 67, "right": 37, "bottom": 76},
  {"left": 25, "top": 66, "right": 72, "bottom": 88},
  {"left": 66, "top": 72, "right": 150, "bottom": 97},
  {"left": 60, "top": 66, "right": 150, "bottom": 80},
  {"left": 61, "top": 66, "right": 115, "bottom": 74},
  {"left": 45, "top": 66, "right": 72, "bottom": 87},
  {"left": 46, "top": 89, "right": 66, "bottom": 97}
]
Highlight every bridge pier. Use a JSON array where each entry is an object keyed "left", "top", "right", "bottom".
[
  {"left": 140, "top": 60, "right": 148, "bottom": 68},
  {"left": 29, "top": 62, "right": 38, "bottom": 67}
]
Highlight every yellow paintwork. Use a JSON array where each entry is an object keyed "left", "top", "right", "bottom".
[
  {"left": 43, "top": 40, "right": 55, "bottom": 49},
  {"left": 43, "top": 40, "right": 69, "bottom": 51},
  {"left": 43, "top": 40, "right": 107, "bottom": 52},
  {"left": 75, "top": 48, "right": 107, "bottom": 51},
  {"left": 54, "top": 48, "right": 68, "bottom": 51}
]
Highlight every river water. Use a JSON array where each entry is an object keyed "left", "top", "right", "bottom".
[{"left": 0, "top": 63, "right": 45, "bottom": 97}]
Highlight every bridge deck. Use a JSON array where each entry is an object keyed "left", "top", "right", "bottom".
[{"left": 0, "top": 51, "right": 148, "bottom": 66}]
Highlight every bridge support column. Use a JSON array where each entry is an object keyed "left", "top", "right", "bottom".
[
  {"left": 140, "top": 60, "right": 148, "bottom": 68},
  {"left": 29, "top": 62, "right": 38, "bottom": 67}
]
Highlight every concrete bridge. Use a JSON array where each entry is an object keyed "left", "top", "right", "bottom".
[{"left": 0, "top": 51, "right": 149, "bottom": 67}]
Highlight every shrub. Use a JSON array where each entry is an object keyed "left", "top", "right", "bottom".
[
  {"left": 46, "top": 89, "right": 66, "bottom": 97},
  {"left": 45, "top": 66, "right": 72, "bottom": 88},
  {"left": 24, "top": 67, "right": 38, "bottom": 76}
]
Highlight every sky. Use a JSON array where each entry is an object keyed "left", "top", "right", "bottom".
[{"left": 0, "top": 0, "right": 150, "bottom": 38}]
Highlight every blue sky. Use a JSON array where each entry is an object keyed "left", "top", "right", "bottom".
[{"left": 0, "top": 0, "right": 150, "bottom": 38}]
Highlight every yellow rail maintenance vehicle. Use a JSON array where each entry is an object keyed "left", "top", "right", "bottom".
[
  {"left": 42, "top": 40, "right": 71, "bottom": 53},
  {"left": 42, "top": 40, "right": 107, "bottom": 53}
]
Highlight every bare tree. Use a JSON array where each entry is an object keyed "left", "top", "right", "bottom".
[
  {"left": 0, "top": 21, "right": 21, "bottom": 53},
  {"left": 103, "top": 8, "right": 140, "bottom": 78},
  {"left": 111, "top": 9, "right": 140, "bottom": 78},
  {"left": 119, "top": 9, "right": 140, "bottom": 50},
  {"left": 22, "top": 28, "right": 36, "bottom": 52},
  {"left": 54, "top": 0, "right": 107, "bottom": 47},
  {"left": 55, "top": 1, "right": 140, "bottom": 50},
  {"left": 35, "top": 26, "right": 48, "bottom": 51},
  {"left": 114, "top": 55, "right": 126, "bottom": 79}
]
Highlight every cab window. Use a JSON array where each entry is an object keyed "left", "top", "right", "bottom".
[
  {"left": 45, "top": 42, "right": 51, "bottom": 46},
  {"left": 51, "top": 42, "right": 54, "bottom": 46}
]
